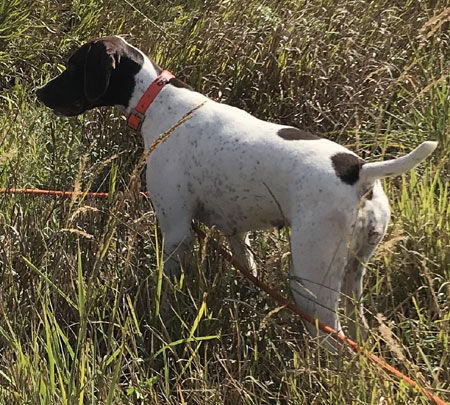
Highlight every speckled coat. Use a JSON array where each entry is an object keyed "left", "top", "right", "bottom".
[{"left": 36, "top": 36, "right": 437, "bottom": 346}]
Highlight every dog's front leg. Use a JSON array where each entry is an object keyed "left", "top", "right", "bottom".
[{"left": 156, "top": 211, "right": 194, "bottom": 277}]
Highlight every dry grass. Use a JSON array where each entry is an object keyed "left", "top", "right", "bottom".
[{"left": 0, "top": 0, "right": 449, "bottom": 403}]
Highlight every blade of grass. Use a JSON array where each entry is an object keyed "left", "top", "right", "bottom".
[
  {"left": 105, "top": 344, "right": 124, "bottom": 405},
  {"left": 23, "top": 257, "right": 77, "bottom": 309}
]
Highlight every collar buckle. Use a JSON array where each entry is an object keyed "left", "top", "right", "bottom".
[
  {"left": 127, "top": 70, "right": 175, "bottom": 131},
  {"left": 128, "top": 108, "right": 145, "bottom": 131}
]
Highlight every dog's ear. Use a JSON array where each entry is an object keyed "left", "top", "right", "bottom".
[{"left": 84, "top": 40, "right": 118, "bottom": 102}]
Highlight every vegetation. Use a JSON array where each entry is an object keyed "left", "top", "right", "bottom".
[{"left": 0, "top": 0, "right": 449, "bottom": 403}]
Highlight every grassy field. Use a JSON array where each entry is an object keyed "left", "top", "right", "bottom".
[{"left": 1, "top": 0, "right": 449, "bottom": 403}]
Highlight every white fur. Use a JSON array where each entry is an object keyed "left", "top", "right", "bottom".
[{"left": 121, "top": 37, "right": 436, "bottom": 343}]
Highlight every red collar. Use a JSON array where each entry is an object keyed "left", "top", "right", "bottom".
[{"left": 127, "top": 69, "right": 175, "bottom": 131}]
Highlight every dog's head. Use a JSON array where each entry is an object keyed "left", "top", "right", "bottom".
[{"left": 36, "top": 36, "right": 144, "bottom": 116}]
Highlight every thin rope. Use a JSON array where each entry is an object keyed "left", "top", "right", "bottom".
[{"left": 0, "top": 187, "right": 446, "bottom": 405}]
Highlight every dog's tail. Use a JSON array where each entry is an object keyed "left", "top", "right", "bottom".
[{"left": 359, "top": 141, "right": 438, "bottom": 183}]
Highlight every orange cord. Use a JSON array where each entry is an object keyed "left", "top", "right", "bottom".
[
  {"left": 192, "top": 223, "right": 447, "bottom": 405},
  {"left": 1, "top": 187, "right": 447, "bottom": 405},
  {"left": 0, "top": 188, "right": 111, "bottom": 198}
]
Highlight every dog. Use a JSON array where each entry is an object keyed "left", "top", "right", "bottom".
[{"left": 36, "top": 36, "right": 437, "bottom": 343}]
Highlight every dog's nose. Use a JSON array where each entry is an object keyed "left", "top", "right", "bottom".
[{"left": 35, "top": 86, "right": 52, "bottom": 107}]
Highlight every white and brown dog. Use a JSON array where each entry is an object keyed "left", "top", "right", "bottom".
[{"left": 36, "top": 36, "right": 437, "bottom": 342}]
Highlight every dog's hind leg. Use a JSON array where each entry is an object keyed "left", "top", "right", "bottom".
[
  {"left": 341, "top": 254, "right": 370, "bottom": 340},
  {"left": 289, "top": 210, "right": 353, "bottom": 350},
  {"left": 341, "top": 186, "right": 389, "bottom": 339},
  {"left": 228, "top": 232, "right": 258, "bottom": 277}
]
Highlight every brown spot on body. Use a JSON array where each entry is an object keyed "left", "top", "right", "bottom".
[
  {"left": 331, "top": 153, "right": 365, "bottom": 185},
  {"left": 277, "top": 127, "right": 320, "bottom": 141}
]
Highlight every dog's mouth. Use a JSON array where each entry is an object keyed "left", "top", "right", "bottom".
[
  {"left": 51, "top": 100, "right": 87, "bottom": 117},
  {"left": 36, "top": 86, "right": 87, "bottom": 117},
  {"left": 53, "top": 108, "right": 77, "bottom": 117},
  {"left": 53, "top": 109, "right": 66, "bottom": 117}
]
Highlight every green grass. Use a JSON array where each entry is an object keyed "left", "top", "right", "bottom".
[{"left": 0, "top": 0, "right": 449, "bottom": 403}]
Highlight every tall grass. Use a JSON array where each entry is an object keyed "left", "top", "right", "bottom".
[{"left": 0, "top": 0, "right": 449, "bottom": 403}]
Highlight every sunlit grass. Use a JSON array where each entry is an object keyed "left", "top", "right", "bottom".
[{"left": 0, "top": 0, "right": 449, "bottom": 403}]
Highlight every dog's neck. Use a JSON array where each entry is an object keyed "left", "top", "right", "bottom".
[{"left": 120, "top": 47, "right": 207, "bottom": 146}]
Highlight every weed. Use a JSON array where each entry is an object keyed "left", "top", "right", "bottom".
[{"left": 0, "top": 0, "right": 448, "bottom": 403}]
